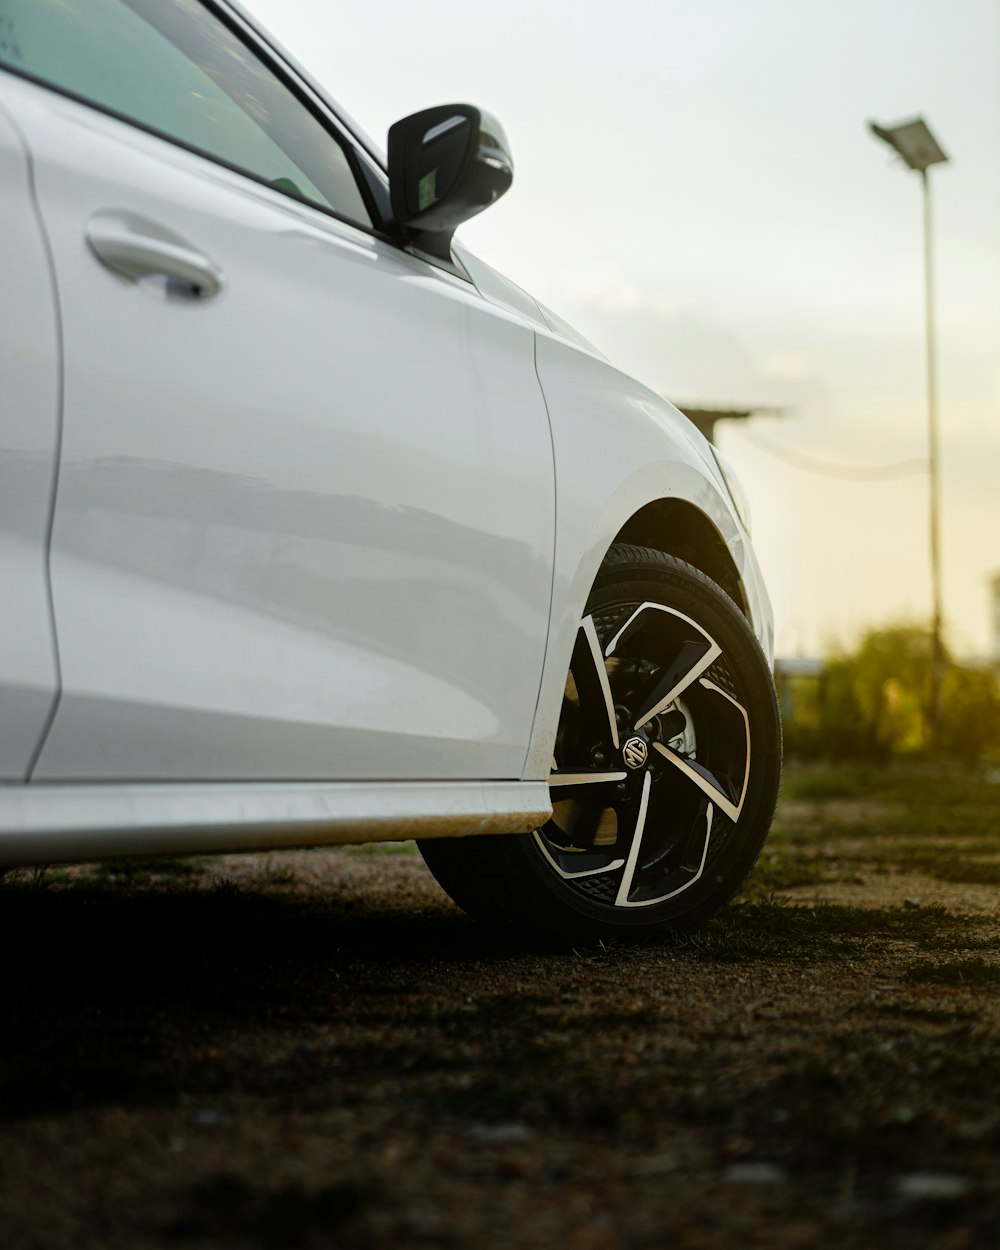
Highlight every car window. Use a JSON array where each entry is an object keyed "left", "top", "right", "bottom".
[{"left": 0, "top": 0, "right": 371, "bottom": 224}]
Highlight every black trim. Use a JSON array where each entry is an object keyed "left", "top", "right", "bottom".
[{"left": 350, "top": 146, "right": 393, "bottom": 231}]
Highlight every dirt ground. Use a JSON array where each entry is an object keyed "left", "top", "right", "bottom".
[{"left": 2, "top": 764, "right": 999, "bottom": 1249}]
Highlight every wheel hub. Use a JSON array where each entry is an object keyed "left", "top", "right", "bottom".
[{"left": 622, "top": 735, "right": 648, "bottom": 770}]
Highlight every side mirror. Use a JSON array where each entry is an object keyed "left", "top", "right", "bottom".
[{"left": 387, "top": 104, "right": 513, "bottom": 259}]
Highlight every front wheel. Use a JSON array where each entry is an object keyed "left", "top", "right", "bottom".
[{"left": 419, "top": 546, "right": 781, "bottom": 942}]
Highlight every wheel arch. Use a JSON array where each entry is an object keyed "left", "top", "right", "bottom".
[
  {"left": 523, "top": 481, "right": 772, "bottom": 781},
  {"left": 612, "top": 498, "right": 751, "bottom": 620}
]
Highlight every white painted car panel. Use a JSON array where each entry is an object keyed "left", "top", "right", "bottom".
[
  {"left": 0, "top": 97, "right": 61, "bottom": 780},
  {"left": 3, "top": 76, "right": 554, "bottom": 783}
]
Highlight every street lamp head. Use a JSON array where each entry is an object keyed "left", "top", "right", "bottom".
[{"left": 869, "top": 117, "right": 948, "bottom": 172}]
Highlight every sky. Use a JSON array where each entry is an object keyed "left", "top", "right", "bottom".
[{"left": 246, "top": 0, "right": 1000, "bottom": 659}]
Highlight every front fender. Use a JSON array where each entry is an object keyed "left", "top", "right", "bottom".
[{"left": 522, "top": 330, "right": 773, "bottom": 780}]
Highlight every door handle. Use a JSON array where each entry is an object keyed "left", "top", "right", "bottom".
[{"left": 86, "top": 210, "right": 224, "bottom": 298}]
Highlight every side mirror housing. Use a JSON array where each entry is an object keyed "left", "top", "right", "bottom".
[{"left": 387, "top": 105, "right": 513, "bottom": 259}]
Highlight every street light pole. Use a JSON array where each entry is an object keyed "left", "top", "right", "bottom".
[
  {"left": 869, "top": 117, "right": 948, "bottom": 746},
  {"left": 920, "top": 166, "right": 944, "bottom": 744}
]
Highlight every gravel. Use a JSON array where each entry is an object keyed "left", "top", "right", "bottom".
[{"left": 1, "top": 832, "right": 998, "bottom": 1249}]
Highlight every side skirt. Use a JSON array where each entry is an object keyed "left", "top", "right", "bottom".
[{"left": 0, "top": 781, "right": 551, "bottom": 866}]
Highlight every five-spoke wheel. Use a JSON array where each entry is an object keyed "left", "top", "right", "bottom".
[{"left": 419, "top": 546, "right": 781, "bottom": 941}]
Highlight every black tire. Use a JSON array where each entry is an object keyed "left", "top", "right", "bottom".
[{"left": 419, "top": 545, "right": 781, "bottom": 942}]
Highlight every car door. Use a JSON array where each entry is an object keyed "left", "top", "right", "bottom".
[
  {"left": 0, "top": 95, "right": 60, "bottom": 780},
  {"left": 0, "top": 0, "right": 554, "bottom": 783}
]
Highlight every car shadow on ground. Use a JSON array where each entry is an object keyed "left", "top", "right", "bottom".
[
  {"left": 1, "top": 852, "right": 993, "bottom": 1128},
  {"left": 0, "top": 867, "right": 508, "bottom": 1121}
]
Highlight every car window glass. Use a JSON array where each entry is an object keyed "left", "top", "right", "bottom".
[{"left": 0, "top": 0, "right": 370, "bottom": 223}]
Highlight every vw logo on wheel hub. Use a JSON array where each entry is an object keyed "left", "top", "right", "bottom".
[{"left": 622, "top": 736, "right": 648, "bottom": 770}]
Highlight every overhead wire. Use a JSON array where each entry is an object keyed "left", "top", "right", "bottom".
[{"left": 729, "top": 427, "right": 928, "bottom": 481}]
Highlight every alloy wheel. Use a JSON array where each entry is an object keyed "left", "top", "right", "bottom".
[{"left": 538, "top": 601, "right": 752, "bottom": 910}]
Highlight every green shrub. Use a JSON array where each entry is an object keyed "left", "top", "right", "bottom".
[{"left": 781, "top": 623, "right": 1000, "bottom": 764}]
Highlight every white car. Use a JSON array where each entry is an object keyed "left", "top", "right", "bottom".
[{"left": 0, "top": 0, "right": 780, "bottom": 940}]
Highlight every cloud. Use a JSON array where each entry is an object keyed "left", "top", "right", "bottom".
[
  {"left": 547, "top": 280, "right": 760, "bottom": 402},
  {"left": 760, "top": 352, "right": 813, "bottom": 381}
]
